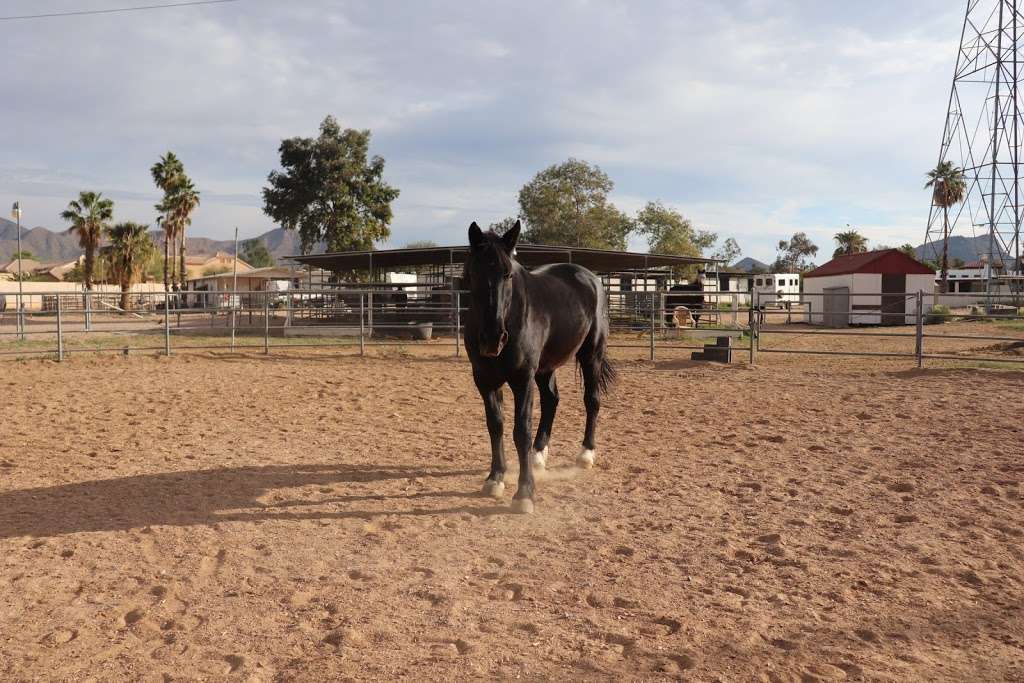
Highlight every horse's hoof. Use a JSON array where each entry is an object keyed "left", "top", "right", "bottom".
[
  {"left": 511, "top": 498, "right": 535, "bottom": 514},
  {"left": 576, "top": 448, "right": 596, "bottom": 469},
  {"left": 531, "top": 446, "right": 548, "bottom": 470},
  {"left": 482, "top": 480, "right": 505, "bottom": 498}
]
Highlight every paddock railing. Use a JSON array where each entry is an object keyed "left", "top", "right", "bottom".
[{"left": 0, "top": 287, "right": 1022, "bottom": 367}]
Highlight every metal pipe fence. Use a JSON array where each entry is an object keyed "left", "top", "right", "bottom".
[{"left": 0, "top": 287, "right": 1022, "bottom": 367}]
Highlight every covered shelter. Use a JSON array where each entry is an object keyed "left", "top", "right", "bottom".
[
  {"left": 185, "top": 266, "right": 300, "bottom": 309},
  {"left": 288, "top": 243, "right": 714, "bottom": 283},
  {"left": 803, "top": 249, "right": 936, "bottom": 327},
  {"left": 288, "top": 243, "right": 721, "bottom": 329}
]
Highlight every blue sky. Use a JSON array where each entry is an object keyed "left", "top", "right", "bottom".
[{"left": 0, "top": 0, "right": 962, "bottom": 261}]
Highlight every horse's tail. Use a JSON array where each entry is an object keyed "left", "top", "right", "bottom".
[{"left": 596, "top": 354, "right": 616, "bottom": 395}]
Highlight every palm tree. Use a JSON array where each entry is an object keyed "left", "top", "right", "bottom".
[
  {"left": 60, "top": 191, "right": 114, "bottom": 290},
  {"left": 103, "top": 222, "right": 155, "bottom": 311},
  {"left": 167, "top": 176, "right": 200, "bottom": 291},
  {"left": 833, "top": 227, "right": 869, "bottom": 257},
  {"left": 151, "top": 152, "right": 184, "bottom": 291},
  {"left": 925, "top": 161, "right": 967, "bottom": 293}
]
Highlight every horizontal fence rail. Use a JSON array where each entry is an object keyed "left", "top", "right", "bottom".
[{"left": 0, "top": 287, "right": 1021, "bottom": 368}]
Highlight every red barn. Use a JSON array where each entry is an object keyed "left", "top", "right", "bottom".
[{"left": 802, "top": 250, "right": 936, "bottom": 326}]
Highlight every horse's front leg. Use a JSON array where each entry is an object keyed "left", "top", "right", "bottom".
[
  {"left": 478, "top": 384, "right": 506, "bottom": 498},
  {"left": 509, "top": 376, "right": 536, "bottom": 514}
]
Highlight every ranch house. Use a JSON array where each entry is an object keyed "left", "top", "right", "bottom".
[{"left": 803, "top": 249, "right": 936, "bottom": 327}]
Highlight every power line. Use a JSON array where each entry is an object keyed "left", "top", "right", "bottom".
[{"left": 0, "top": 0, "right": 242, "bottom": 21}]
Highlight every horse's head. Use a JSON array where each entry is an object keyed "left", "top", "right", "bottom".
[{"left": 466, "top": 220, "right": 521, "bottom": 357}]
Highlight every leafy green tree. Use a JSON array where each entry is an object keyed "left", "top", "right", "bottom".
[
  {"left": 833, "top": 227, "right": 869, "bottom": 257},
  {"left": 517, "top": 159, "right": 633, "bottom": 249},
  {"left": 488, "top": 217, "right": 520, "bottom": 235},
  {"left": 636, "top": 201, "right": 716, "bottom": 276},
  {"left": 241, "top": 238, "right": 275, "bottom": 268},
  {"left": 12, "top": 250, "right": 33, "bottom": 260},
  {"left": 925, "top": 160, "right": 967, "bottom": 293},
  {"left": 102, "top": 222, "right": 155, "bottom": 311},
  {"left": 263, "top": 115, "right": 400, "bottom": 254},
  {"left": 773, "top": 232, "right": 819, "bottom": 272},
  {"left": 60, "top": 191, "right": 114, "bottom": 290},
  {"left": 712, "top": 237, "right": 742, "bottom": 265}
]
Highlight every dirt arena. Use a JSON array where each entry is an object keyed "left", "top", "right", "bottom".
[{"left": 1, "top": 343, "right": 1022, "bottom": 681}]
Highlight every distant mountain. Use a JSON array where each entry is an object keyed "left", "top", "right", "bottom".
[
  {"left": 0, "top": 218, "right": 316, "bottom": 264},
  {"left": 731, "top": 257, "right": 769, "bottom": 272},
  {"left": 913, "top": 234, "right": 1010, "bottom": 264}
]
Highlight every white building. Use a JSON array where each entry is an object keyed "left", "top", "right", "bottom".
[{"left": 803, "top": 250, "right": 936, "bottom": 326}]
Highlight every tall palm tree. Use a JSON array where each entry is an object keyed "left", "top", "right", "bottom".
[
  {"left": 151, "top": 152, "right": 184, "bottom": 291},
  {"left": 925, "top": 161, "right": 967, "bottom": 293},
  {"left": 168, "top": 176, "right": 200, "bottom": 291},
  {"left": 103, "top": 222, "right": 155, "bottom": 311},
  {"left": 60, "top": 191, "right": 114, "bottom": 290},
  {"left": 833, "top": 227, "right": 869, "bottom": 257}
]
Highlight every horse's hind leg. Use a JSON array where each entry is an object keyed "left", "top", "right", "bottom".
[{"left": 531, "top": 371, "right": 558, "bottom": 470}]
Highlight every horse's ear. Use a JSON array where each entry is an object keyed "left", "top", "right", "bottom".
[
  {"left": 468, "top": 222, "right": 484, "bottom": 248},
  {"left": 501, "top": 220, "right": 521, "bottom": 252}
]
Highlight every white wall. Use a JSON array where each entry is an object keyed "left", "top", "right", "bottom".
[{"left": 0, "top": 282, "right": 167, "bottom": 311}]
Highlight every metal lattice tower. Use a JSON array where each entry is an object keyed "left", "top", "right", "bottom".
[{"left": 927, "top": 0, "right": 1024, "bottom": 290}]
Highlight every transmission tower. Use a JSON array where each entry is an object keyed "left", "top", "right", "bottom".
[{"left": 926, "top": 0, "right": 1024, "bottom": 296}]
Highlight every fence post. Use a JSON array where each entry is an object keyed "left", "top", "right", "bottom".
[
  {"left": 84, "top": 289, "right": 92, "bottom": 332},
  {"left": 164, "top": 291, "right": 171, "bottom": 356},
  {"left": 359, "top": 292, "right": 365, "bottom": 357},
  {"left": 264, "top": 293, "right": 271, "bottom": 355},
  {"left": 915, "top": 289, "right": 924, "bottom": 369},
  {"left": 56, "top": 293, "right": 64, "bottom": 361},
  {"left": 454, "top": 290, "right": 461, "bottom": 357},
  {"left": 749, "top": 289, "right": 758, "bottom": 365},
  {"left": 230, "top": 291, "right": 237, "bottom": 352},
  {"left": 649, "top": 292, "right": 656, "bottom": 361}
]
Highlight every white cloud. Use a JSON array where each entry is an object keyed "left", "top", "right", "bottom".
[{"left": 0, "top": 0, "right": 967, "bottom": 260}]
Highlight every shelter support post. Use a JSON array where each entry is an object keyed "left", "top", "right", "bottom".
[
  {"left": 264, "top": 294, "right": 271, "bottom": 355},
  {"left": 649, "top": 292, "right": 656, "bottom": 361},
  {"left": 455, "top": 290, "right": 461, "bottom": 357},
  {"left": 56, "top": 294, "right": 64, "bottom": 362},
  {"left": 359, "top": 293, "right": 365, "bottom": 357},
  {"left": 164, "top": 292, "right": 171, "bottom": 356}
]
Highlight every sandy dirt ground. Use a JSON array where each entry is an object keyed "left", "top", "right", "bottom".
[{"left": 1, "top": 342, "right": 1022, "bottom": 681}]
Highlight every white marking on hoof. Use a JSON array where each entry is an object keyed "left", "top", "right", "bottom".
[
  {"left": 531, "top": 446, "right": 549, "bottom": 470},
  {"left": 511, "top": 498, "right": 535, "bottom": 514},
  {"left": 576, "top": 448, "right": 596, "bottom": 469},
  {"left": 482, "top": 480, "right": 505, "bottom": 499}
]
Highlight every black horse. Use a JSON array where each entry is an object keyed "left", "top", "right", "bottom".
[{"left": 464, "top": 221, "right": 615, "bottom": 513}]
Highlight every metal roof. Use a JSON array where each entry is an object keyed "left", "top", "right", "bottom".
[
  {"left": 287, "top": 244, "right": 717, "bottom": 274},
  {"left": 804, "top": 249, "right": 935, "bottom": 278}
]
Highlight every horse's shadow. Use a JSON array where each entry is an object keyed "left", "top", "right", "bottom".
[{"left": 0, "top": 463, "right": 492, "bottom": 540}]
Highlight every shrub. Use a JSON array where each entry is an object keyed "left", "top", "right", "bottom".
[{"left": 926, "top": 304, "right": 951, "bottom": 325}]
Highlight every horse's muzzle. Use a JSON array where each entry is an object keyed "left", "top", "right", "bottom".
[{"left": 480, "top": 330, "right": 508, "bottom": 357}]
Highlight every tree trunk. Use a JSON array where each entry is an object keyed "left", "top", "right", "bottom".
[
  {"left": 179, "top": 228, "right": 187, "bottom": 292},
  {"left": 163, "top": 230, "right": 170, "bottom": 293},
  {"left": 940, "top": 206, "right": 950, "bottom": 294},
  {"left": 84, "top": 244, "right": 94, "bottom": 291},
  {"left": 120, "top": 279, "right": 130, "bottom": 312}
]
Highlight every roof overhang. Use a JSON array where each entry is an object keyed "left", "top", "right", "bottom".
[{"left": 287, "top": 244, "right": 718, "bottom": 275}]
